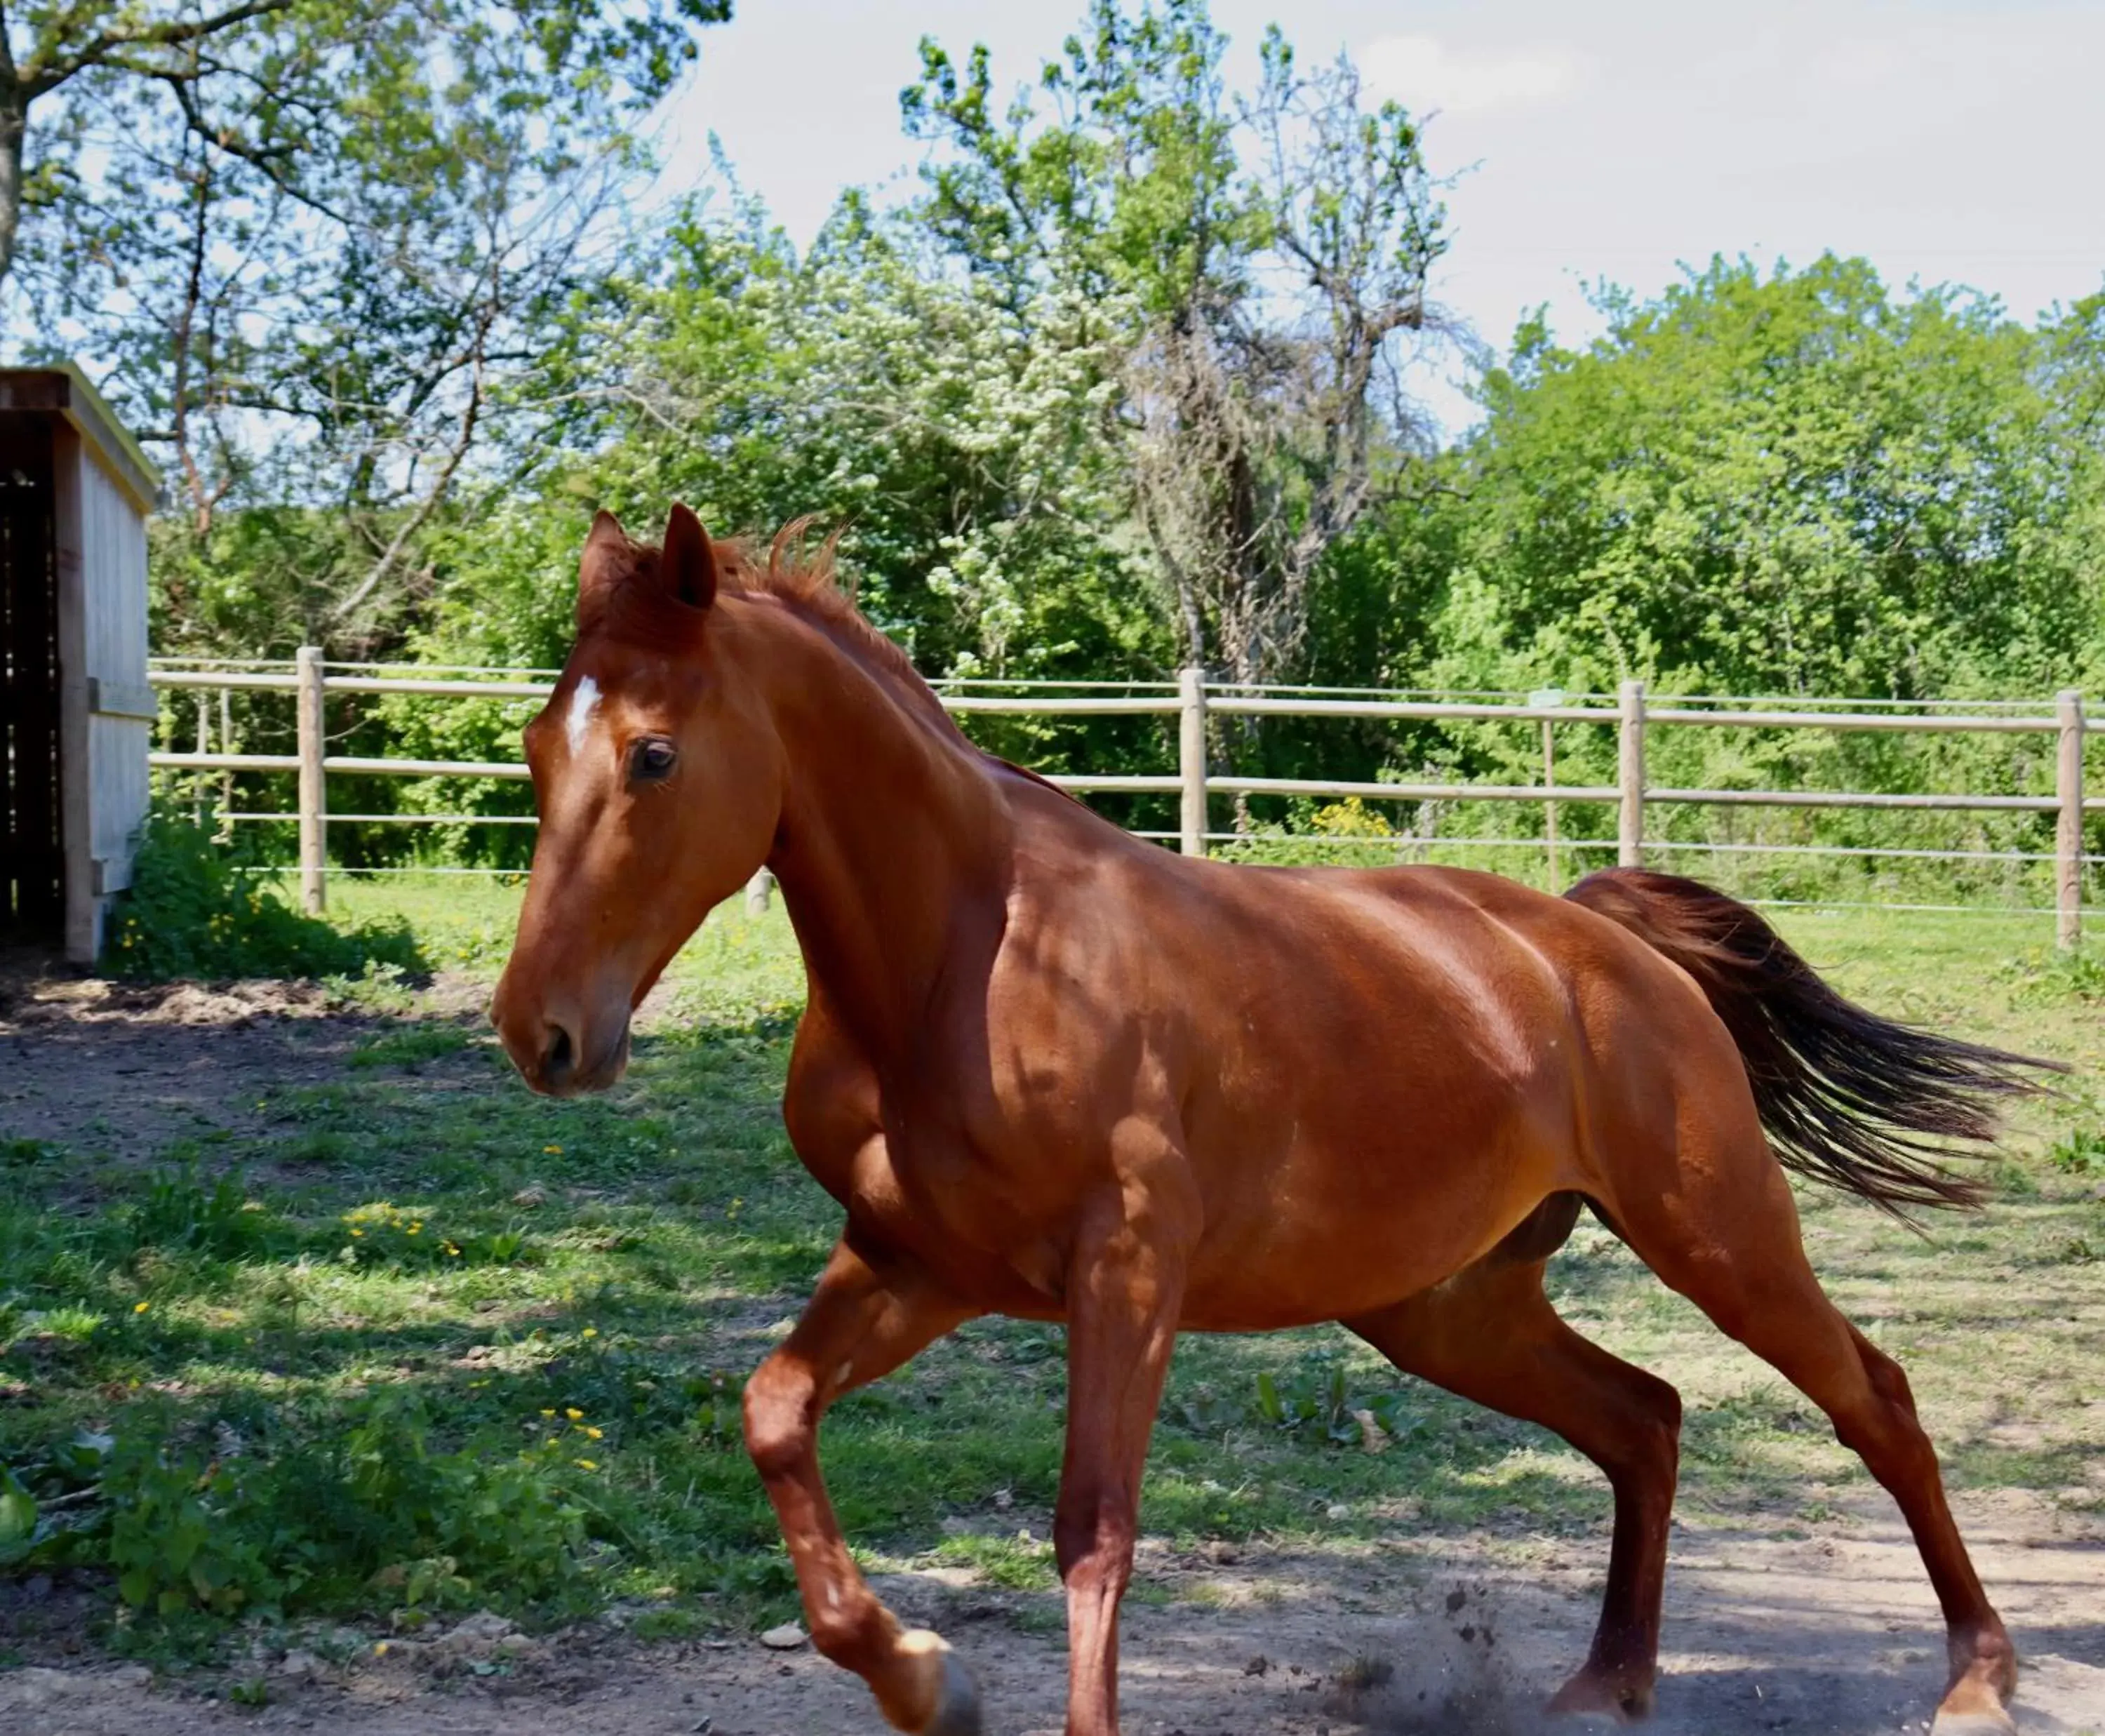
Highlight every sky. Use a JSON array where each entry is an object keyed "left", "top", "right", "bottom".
[{"left": 654, "top": 0, "right": 2105, "bottom": 439}]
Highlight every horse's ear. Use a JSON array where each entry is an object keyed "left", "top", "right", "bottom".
[
  {"left": 578, "top": 509, "right": 631, "bottom": 615},
  {"left": 661, "top": 502, "right": 719, "bottom": 612}
]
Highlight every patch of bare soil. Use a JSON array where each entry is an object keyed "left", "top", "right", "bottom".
[
  {"left": 0, "top": 959, "right": 488, "bottom": 1166},
  {"left": 3, "top": 1493, "right": 2099, "bottom": 1736}
]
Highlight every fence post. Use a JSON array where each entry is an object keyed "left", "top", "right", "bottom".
[
  {"left": 1618, "top": 679, "right": 1646, "bottom": 869},
  {"left": 218, "top": 687, "right": 235, "bottom": 841},
  {"left": 1179, "top": 665, "right": 1208, "bottom": 857},
  {"left": 1541, "top": 719, "right": 1560, "bottom": 890},
  {"left": 193, "top": 692, "right": 210, "bottom": 829},
  {"left": 296, "top": 645, "right": 327, "bottom": 914},
  {"left": 2058, "top": 689, "right": 2085, "bottom": 952},
  {"left": 744, "top": 868, "right": 774, "bottom": 917}
]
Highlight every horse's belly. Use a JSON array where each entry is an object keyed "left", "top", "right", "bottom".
[{"left": 1175, "top": 1194, "right": 1519, "bottom": 1330}]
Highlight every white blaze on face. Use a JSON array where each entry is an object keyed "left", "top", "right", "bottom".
[{"left": 565, "top": 675, "right": 601, "bottom": 757}]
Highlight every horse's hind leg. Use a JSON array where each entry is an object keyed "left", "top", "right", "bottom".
[
  {"left": 1609, "top": 1138, "right": 2017, "bottom": 1735},
  {"left": 1345, "top": 1228, "right": 1683, "bottom": 1722}
]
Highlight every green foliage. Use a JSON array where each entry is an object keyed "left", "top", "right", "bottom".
[
  {"left": 348, "top": 1023, "right": 474, "bottom": 1070},
  {"left": 7, "top": 0, "right": 733, "bottom": 650},
  {"left": 337, "top": 1201, "right": 532, "bottom": 1269},
  {"left": 109, "top": 814, "right": 424, "bottom": 982},
  {"left": 1251, "top": 1356, "right": 1424, "bottom": 1449},
  {"left": 128, "top": 1162, "right": 267, "bottom": 1260},
  {"left": 74, "top": 1394, "right": 596, "bottom": 1621},
  {"left": 2047, "top": 1129, "right": 2105, "bottom": 1176},
  {"left": 106, "top": 1438, "right": 274, "bottom": 1617},
  {"left": 1419, "top": 259, "right": 2105, "bottom": 703}
]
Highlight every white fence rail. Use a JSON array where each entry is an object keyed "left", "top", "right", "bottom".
[{"left": 147, "top": 655, "right": 2096, "bottom": 948}]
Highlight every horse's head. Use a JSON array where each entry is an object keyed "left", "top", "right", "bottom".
[{"left": 491, "top": 503, "right": 782, "bottom": 1095}]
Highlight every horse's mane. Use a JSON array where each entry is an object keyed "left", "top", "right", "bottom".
[
  {"left": 714, "top": 521, "right": 1078, "bottom": 804},
  {"left": 711, "top": 521, "right": 960, "bottom": 737}
]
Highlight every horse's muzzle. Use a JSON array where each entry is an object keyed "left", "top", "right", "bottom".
[{"left": 491, "top": 981, "right": 632, "bottom": 1097}]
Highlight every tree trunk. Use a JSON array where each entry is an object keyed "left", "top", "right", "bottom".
[{"left": 0, "top": 90, "right": 25, "bottom": 293}]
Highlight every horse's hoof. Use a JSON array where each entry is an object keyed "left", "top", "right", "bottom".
[
  {"left": 1930, "top": 1647, "right": 2019, "bottom": 1735},
  {"left": 924, "top": 1645, "right": 983, "bottom": 1736},
  {"left": 897, "top": 1629, "right": 982, "bottom": 1736},
  {"left": 1545, "top": 1664, "right": 1656, "bottom": 1723},
  {"left": 1930, "top": 1710, "right": 2017, "bottom": 1736}
]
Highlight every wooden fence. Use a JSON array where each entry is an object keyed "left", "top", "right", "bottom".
[{"left": 146, "top": 656, "right": 2098, "bottom": 948}]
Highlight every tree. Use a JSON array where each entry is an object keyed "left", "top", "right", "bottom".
[
  {"left": 1, "top": 2, "right": 729, "bottom": 294},
  {"left": 6, "top": 1, "right": 732, "bottom": 648},
  {"left": 903, "top": 0, "right": 1448, "bottom": 686},
  {"left": 1424, "top": 256, "right": 2099, "bottom": 702}
]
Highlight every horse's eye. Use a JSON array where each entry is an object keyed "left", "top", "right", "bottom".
[{"left": 629, "top": 737, "right": 679, "bottom": 783}]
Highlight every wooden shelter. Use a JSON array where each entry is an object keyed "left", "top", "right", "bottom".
[{"left": 0, "top": 366, "right": 161, "bottom": 963}]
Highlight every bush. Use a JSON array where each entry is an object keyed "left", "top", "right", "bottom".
[
  {"left": 107, "top": 813, "right": 423, "bottom": 982},
  {"left": 44, "top": 1392, "right": 599, "bottom": 1622}
]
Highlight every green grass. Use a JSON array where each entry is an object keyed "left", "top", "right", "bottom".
[{"left": 2, "top": 886, "right": 2100, "bottom": 1671}]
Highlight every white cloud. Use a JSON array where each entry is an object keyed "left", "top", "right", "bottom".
[{"left": 1358, "top": 34, "right": 1588, "bottom": 119}]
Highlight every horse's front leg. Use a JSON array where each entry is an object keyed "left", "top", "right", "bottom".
[
  {"left": 1056, "top": 1166, "right": 1197, "bottom": 1736},
  {"left": 743, "top": 1234, "right": 982, "bottom": 1735}
]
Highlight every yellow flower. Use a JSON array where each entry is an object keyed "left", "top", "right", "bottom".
[
  {"left": 375, "top": 1641, "right": 389, "bottom": 1657},
  {"left": 582, "top": 1426, "right": 603, "bottom": 1440},
  {"left": 565, "top": 1407, "right": 583, "bottom": 1420},
  {"left": 574, "top": 1457, "right": 598, "bottom": 1471},
  {"left": 133, "top": 1301, "right": 150, "bottom": 1314},
  {"left": 543, "top": 1144, "right": 562, "bottom": 1154},
  {"left": 540, "top": 1408, "right": 556, "bottom": 1418},
  {"left": 582, "top": 1328, "right": 597, "bottom": 1339},
  {"left": 349, "top": 1228, "right": 363, "bottom": 1237}
]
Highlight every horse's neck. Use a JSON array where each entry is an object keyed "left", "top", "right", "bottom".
[{"left": 754, "top": 610, "right": 1008, "bottom": 1057}]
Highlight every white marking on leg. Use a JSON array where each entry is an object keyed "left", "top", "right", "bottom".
[{"left": 566, "top": 676, "right": 600, "bottom": 756}]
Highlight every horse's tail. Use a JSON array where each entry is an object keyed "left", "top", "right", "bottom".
[{"left": 1563, "top": 867, "right": 2061, "bottom": 1215}]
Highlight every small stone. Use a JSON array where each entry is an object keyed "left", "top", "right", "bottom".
[
  {"left": 279, "top": 1650, "right": 322, "bottom": 1680},
  {"left": 759, "top": 1623, "right": 807, "bottom": 1651},
  {"left": 20, "top": 1573, "right": 52, "bottom": 1601},
  {"left": 1324, "top": 1503, "right": 1350, "bottom": 1520},
  {"left": 1243, "top": 1655, "right": 1270, "bottom": 1676},
  {"left": 991, "top": 1488, "right": 1013, "bottom": 1510},
  {"left": 512, "top": 1183, "right": 547, "bottom": 1207}
]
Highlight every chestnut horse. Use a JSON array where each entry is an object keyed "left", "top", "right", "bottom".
[{"left": 492, "top": 505, "right": 2053, "bottom": 1736}]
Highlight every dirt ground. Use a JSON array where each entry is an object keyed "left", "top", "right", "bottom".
[
  {"left": 4, "top": 973, "right": 2102, "bottom": 1736},
  {"left": 5, "top": 1502, "right": 2103, "bottom": 1735}
]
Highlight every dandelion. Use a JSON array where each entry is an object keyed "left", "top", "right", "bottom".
[
  {"left": 574, "top": 1457, "right": 599, "bottom": 1471},
  {"left": 582, "top": 1327, "right": 597, "bottom": 1339},
  {"left": 544, "top": 1144, "right": 563, "bottom": 1154},
  {"left": 133, "top": 1301, "right": 150, "bottom": 1314},
  {"left": 540, "top": 1408, "right": 556, "bottom": 1418},
  {"left": 375, "top": 1642, "right": 389, "bottom": 1657},
  {"left": 350, "top": 1228, "right": 364, "bottom": 1238},
  {"left": 582, "top": 1426, "right": 603, "bottom": 1440},
  {"left": 565, "top": 1407, "right": 583, "bottom": 1420}
]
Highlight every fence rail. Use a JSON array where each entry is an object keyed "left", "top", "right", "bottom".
[{"left": 146, "top": 655, "right": 2094, "bottom": 949}]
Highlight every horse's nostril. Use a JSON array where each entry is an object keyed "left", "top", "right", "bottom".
[{"left": 541, "top": 1022, "right": 576, "bottom": 1087}]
